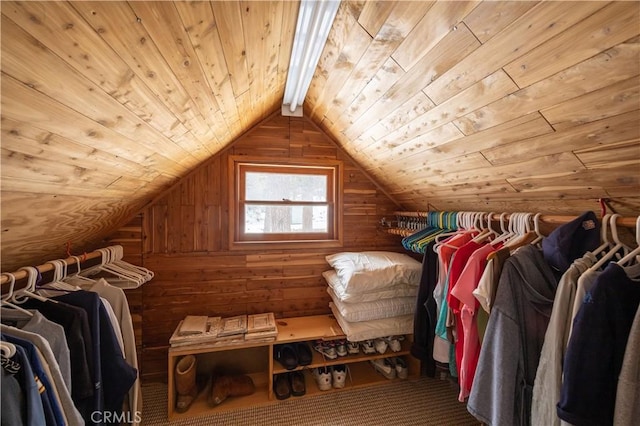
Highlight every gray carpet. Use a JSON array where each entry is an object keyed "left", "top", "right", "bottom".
[{"left": 141, "top": 377, "right": 480, "bottom": 425}]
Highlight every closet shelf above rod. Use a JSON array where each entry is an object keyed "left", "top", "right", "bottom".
[{"left": 392, "top": 211, "right": 638, "bottom": 228}]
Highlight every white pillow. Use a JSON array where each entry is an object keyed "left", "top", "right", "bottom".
[
  {"left": 327, "top": 287, "right": 415, "bottom": 322},
  {"left": 325, "top": 251, "right": 422, "bottom": 293},
  {"left": 322, "top": 270, "right": 418, "bottom": 301}
]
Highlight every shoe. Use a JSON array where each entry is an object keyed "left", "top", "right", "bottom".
[
  {"left": 371, "top": 358, "right": 396, "bottom": 380},
  {"left": 274, "top": 344, "right": 298, "bottom": 370},
  {"left": 210, "top": 374, "right": 256, "bottom": 406},
  {"left": 347, "top": 341, "right": 360, "bottom": 355},
  {"left": 313, "top": 340, "right": 337, "bottom": 360},
  {"left": 273, "top": 373, "right": 291, "bottom": 400},
  {"left": 374, "top": 338, "right": 388, "bottom": 354},
  {"left": 289, "top": 371, "right": 306, "bottom": 396},
  {"left": 360, "top": 340, "right": 376, "bottom": 354},
  {"left": 295, "top": 342, "right": 313, "bottom": 366},
  {"left": 175, "top": 355, "right": 198, "bottom": 413},
  {"left": 313, "top": 367, "right": 332, "bottom": 391},
  {"left": 335, "top": 340, "right": 348, "bottom": 357},
  {"left": 332, "top": 364, "right": 347, "bottom": 389},
  {"left": 393, "top": 357, "right": 408, "bottom": 379},
  {"left": 385, "top": 336, "right": 402, "bottom": 352}
]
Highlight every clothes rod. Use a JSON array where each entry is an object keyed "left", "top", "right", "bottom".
[
  {"left": 0, "top": 250, "right": 104, "bottom": 286},
  {"left": 392, "top": 211, "right": 638, "bottom": 228}
]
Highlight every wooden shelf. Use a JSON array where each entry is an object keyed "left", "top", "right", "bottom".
[
  {"left": 167, "top": 315, "right": 417, "bottom": 420},
  {"left": 272, "top": 339, "right": 412, "bottom": 374},
  {"left": 168, "top": 372, "right": 270, "bottom": 422}
]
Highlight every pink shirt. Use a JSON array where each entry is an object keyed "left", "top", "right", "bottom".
[{"left": 450, "top": 243, "right": 497, "bottom": 401}]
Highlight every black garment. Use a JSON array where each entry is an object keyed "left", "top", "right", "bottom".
[
  {"left": 54, "top": 291, "right": 137, "bottom": 419},
  {"left": 23, "top": 298, "right": 95, "bottom": 421},
  {"left": 410, "top": 240, "right": 438, "bottom": 377},
  {"left": 558, "top": 263, "right": 640, "bottom": 426}
]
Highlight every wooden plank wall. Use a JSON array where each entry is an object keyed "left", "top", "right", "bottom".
[{"left": 138, "top": 114, "right": 404, "bottom": 381}]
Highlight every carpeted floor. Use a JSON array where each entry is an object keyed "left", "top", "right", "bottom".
[{"left": 141, "top": 376, "right": 480, "bottom": 425}]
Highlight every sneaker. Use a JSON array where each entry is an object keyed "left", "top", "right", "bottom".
[
  {"left": 347, "top": 341, "right": 360, "bottom": 355},
  {"left": 385, "top": 336, "right": 402, "bottom": 353},
  {"left": 360, "top": 340, "right": 376, "bottom": 354},
  {"left": 331, "top": 364, "right": 347, "bottom": 389},
  {"left": 335, "top": 340, "right": 348, "bottom": 357},
  {"left": 313, "top": 340, "right": 337, "bottom": 360},
  {"left": 392, "top": 357, "right": 408, "bottom": 379},
  {"left": 371, "top": 358, "right": 396, "bottom": 380},
  {"left": 313, "top": 367, "right": 332, "bottom": 391},
  {"left": 374, "top": 338, "right": 388, "bottom": 354}
]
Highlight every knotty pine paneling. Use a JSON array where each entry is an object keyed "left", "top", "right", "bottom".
[{"left": 139, "top": 113, "right": 404, "bottom": 382}]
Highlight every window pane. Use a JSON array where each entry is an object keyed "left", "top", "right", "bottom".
[
  {"left": 245, "top": 172, "right": 327, "bottom": 202},
  {"left": 245, "top": 205, "right": 328, "bottom": 233}
]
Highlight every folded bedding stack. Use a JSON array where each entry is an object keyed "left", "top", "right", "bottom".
[{"left": 323, "top": 251, "right": 421, "bottom": 342}]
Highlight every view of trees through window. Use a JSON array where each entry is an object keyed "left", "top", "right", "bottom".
[{"left": 244, "top": 171, "right": 328, "bottom": 234}]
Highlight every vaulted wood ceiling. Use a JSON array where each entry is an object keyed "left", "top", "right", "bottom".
[{"left": 1, "top": 1, "right": 639, "bottom": 271}]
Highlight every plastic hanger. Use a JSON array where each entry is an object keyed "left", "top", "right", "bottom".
[
  {"left": 588, "top": 214, "right": 630, "bottom": 272},
  {"left": 0, "top": 272, "right": 34, "bottom": 316},
  {"left": 0, "top": 341, "right": 17, "bottom": 358},
  {"left": 590, "top": 213, "right": 613, "bottom": 258},
  {"left": 530, "top": 213, "right": 545, "bottom": 246},
  {"left": 63, "top": 255, "right": 98, "bottom": 286},
  {"left": 81, "top": 246, "right": 152, "bottom": 288},
  {"left": 38, "top": 259, "right": 80, "bottom": 294},
  {"left": 12, "top": 267, "right": 49, "bottom": 303},
  {"left": 617, "top": 216, "right": 640, "bottom": 266}
]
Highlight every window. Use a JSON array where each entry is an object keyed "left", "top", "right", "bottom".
[{"left": 230, "top": 157, "right": 342, "bottom": 247}]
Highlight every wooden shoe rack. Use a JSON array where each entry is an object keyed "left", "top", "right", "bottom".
[{"left": 167, "top": 314, "right": 417, "bottom": 420}]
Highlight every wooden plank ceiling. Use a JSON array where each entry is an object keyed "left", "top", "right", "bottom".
[{"left": 1, "top": 1, "right": 639, "bottom": 271}]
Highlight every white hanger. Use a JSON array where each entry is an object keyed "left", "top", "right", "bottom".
[
  {"left": 0, "top": 341, "right": 17, "bottom": 358},
  {"left": 590, "top": 213, "right": 612, "bottom": 258},
  {"left": 531, "top": 213, "right": 544, "bottom": 246},
  {"left": 588, "top": 214, "right": 630, "bottom": 272},
  {"left": 0, "top": 272, "right": 34, "bottom": 316},
  {"left": 40, "top": 259, "right": 80, "bottom": 292},
  {"left": 63, "top": 255, "right": 98, "bottom": 286},
  {"left": 617, "top": 216, "right": 640, "bottom": 266},
  {"left": 12, "top": 267, "right": 49, "bottom": 303},
  {"left": 81, "top": 245, "right": 152, "bottom": 289}
]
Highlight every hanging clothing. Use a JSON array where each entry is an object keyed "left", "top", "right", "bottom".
[
  {"left": 23, "top": 298, "right": 95, "bottom": 422},
  {"left": 1, "top": 309, "right": 72, "bottom": 391},
  {"left": 1, "top": 342, "right": 46, "bottom": 426},
  {"left": 434, "top": 231, "right": 475, "bottom": 372},
  {"left": 614, "top": 303, "right": 640, "bottom": 426},
  {"left": 473, "top": 247, "right": 510, "bottom": 343},
  {"left": 1, "top": 326, "right": 84, "bottom": 426},
  {"left": 467, "top": 245, "right": 558, "bottom": 426},
  {"left": 1, "top": 352, "right": 28, "bottom": 426},
  {"left": 410, "top": 240, "right": 438, "bottom": 377},
  {"left": 2, "top": 333, "right": 65, "bottom": 425},
  {"left": 450, "top": 242, "right": 497, "bottom": 401},
  {"left": 52, "top": 290, "right": 137, "bottom": 421},
  {"left": 557, "top": 263, "right": 640, "bottom": 426},
  {"left": 82, "top": 279, "right": 141, "bottom": 425},
  {"left": 531, "top": 253, "right": 596, "bottom": 426},
  {"left": 445, "top": 240, "right": 484, "bottom": 385}
]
